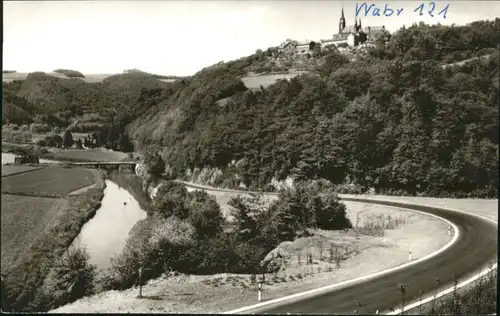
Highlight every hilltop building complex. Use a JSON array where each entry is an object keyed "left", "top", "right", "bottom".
[{"left": 279, "top": 7, "right": 390, "bottom": 55}]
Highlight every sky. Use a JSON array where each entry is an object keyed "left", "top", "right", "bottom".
[{"left": 4, "top": 1, "right": 500, "bottom": 76}]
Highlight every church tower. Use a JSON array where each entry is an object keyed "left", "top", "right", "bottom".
[{"left": 339, "top": 6, "right": 346, "bottom": 33}]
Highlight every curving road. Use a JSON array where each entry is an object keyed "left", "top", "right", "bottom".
[{"left": 181, "top": 182, "right": 497, "bottom": 314}]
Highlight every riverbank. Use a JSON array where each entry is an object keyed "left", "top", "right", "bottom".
[
  {"left": 70, "top": 173, "right": 149, "bottom": 273},
  {"left": 1, "top": 163, "right": 106, "bottom": 312}
]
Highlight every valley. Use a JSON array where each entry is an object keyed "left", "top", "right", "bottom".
[{"left": 1, "top": 14, "right": 498, "bottom": 315}]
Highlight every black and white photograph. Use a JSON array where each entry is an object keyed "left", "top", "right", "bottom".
[{"left": 1, "top": 0, "right": 498, "bottom": 314}]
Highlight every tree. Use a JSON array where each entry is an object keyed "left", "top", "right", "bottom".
[
  {"left": 75, "top": 139, "right": 83, "bottom": 150},
  {"left": 228, "top": 196, "right": 257, "bottom": 242},
  {"left": 144, "top": 152, "right": 166, "bottom": 178},
  {"left": 186, "top": 191, "right": 224, "bottom": 239},
  {"left": 46, "top": 134, "right": 63, "bottom": 148},
  {"left": 62, "top": 130, "right": 74, "bottom": 149},
  {"left": 41, "top": 247, "right": 96, "bottom": 310},
  {"left": 152, "top": 181, "right": 189, "bottom": 219}
]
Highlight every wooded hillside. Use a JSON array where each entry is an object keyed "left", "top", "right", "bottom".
[{"left": 130, "top": 20, "right": 500, "bottom": 198}]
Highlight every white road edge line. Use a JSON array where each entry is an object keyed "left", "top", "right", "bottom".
[
  {"left": 222, "top": 198, "right": 497, "bottom": 315},
  {"left": 382, "top": 201, "right": 497, "bottom": 315},
  {"left": 386, "top": 262, "right": 497, "bottom": 315}
]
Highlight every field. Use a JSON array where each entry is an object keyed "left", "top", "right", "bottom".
[
  {"left": 2, "top": 141, "right": 135, "bottom": 163},
  {"left": 0, "top": 165, "right": 105, "bottom": 311},
  {"left": 1, "top": 194, "right": 68, "bottom": 271},
  {"left": 50, "top": 201, "right": 455, "bottom": 314},
  {"left": 1, "top": 165, "right": 43, "bottom": 177},
  {"left": 241, "top": 73, "right": 303, "bottom": 90},
  {"left": 31, "top": 132, "right": 88, "bottom": 143},
  {"left": 1, "top": 166, "right": 97, "bottom": 197},
  {"left": 44, "top": 148, "right": 133, "bottom": 162}
]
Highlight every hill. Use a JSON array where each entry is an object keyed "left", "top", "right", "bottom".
[
  {"left": 53, "top": 69, "right": 85, "bottom": 78},
  {"left": 128, "top": 19, "right": 500, "bottom": 198},
  {"left": 2, "top": 71, "right": 175, "bottom": 127}
]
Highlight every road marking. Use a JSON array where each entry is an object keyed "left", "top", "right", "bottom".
[
  {"left": 382, "top": 202, "right": 497, "bottom": 315},
  {"left": 223, "top": 201, "right": 462, "bottom": 314},
  {"left": 386, "top": 262, "right": 497, "bottom": 315},
  {"left": 180, "top": 182, "right": 497, "bottom": 315}
]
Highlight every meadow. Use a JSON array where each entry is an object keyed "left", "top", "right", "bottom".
[
  {"left": 1, "top": 166, "right": 97, "bottom": 197},
  {"left": 42, "top": 148, "right": 133, "bottom": 162},
  {"left": 1, "top": 194, "right": 68, "bottom": 271},
  {"left": 30, "top": 132, "right": 88, "bottom": 143},
  {"left": 240, "top": 73, "right": 303, "bottom": 90}
]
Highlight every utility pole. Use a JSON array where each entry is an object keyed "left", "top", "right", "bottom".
[
  {"left": 400, "top": 285, "right": 406, "bottom": 315},
  {"left": 418, "top": 289, "right": 424, "bottom": 314},
  {"left": 138, "top": 267, "right": 143, "bottom": 298},
  {"left": 258, "top": 282, "right": 262, "bottom": 302},
  {"left": 354, "top": 300, "right": 360, "bottom": 314}
]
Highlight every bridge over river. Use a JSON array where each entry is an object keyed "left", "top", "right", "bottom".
[{"left": 70, "top": 161, "right": 138, "bottom": 172}]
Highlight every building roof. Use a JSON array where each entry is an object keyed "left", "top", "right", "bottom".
[
  {"left": 364, "top": 26, "right": 385, "bottom": 33},
  {"left": 281, "top": 41, "right": 298, "bottom": 49},
  {"left": 332, "top": 33, "right": 349, "bottom": 41},
  {"left": 342, "top": 25, "right": 358, "bottom": 34},
  {"left": 296, "top": 40, "right": 312, "bottom": 46}
]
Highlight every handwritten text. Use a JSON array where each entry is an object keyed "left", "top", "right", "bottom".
[{"left": 355, "top": 2, "right": 449, "bottom": 19}]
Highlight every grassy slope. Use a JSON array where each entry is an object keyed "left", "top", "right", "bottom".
[{"left": 339, "top": 194, "right": 498, "bottom": 222}]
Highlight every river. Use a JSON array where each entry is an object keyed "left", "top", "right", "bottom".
[
  {"left": 1, "top": 152, "right": 148, "bottom": 272},
  {"left": 71, "top": 176, "right": 147, "bottom": 272}
]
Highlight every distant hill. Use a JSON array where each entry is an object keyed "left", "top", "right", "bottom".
[
  {"left": 53, "top": 69, "right": 85, "bottom": 78},
  {"left": 2, "top": 71, "right": 175, "bottom": 129},
  {"left": 2, "top": 89, "right": 38, "bottom": 125}
]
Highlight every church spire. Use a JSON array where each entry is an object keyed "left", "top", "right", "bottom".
[
  {"left": 339, "top": 5, "right": 346, "bottom": 33},
  {"left": 358, "top": 18, "right": 362, "bottom": 30}
]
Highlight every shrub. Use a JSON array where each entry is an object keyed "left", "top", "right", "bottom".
[
  {"left": 151, "top": 181, "right": 189, "bottom": 219},
  {"left": 186, "top": 190, "right": 224, "bottom": 239},
  {"left": 36, "top": 139, "right": 48, "bottom": 147},
  {"left": 144, "top": 152, "right": 166, "bottom": 178},
  {"left": 30, "top": 247, "right": 96, "bottom": 311},
  {"left": 30, "top": 124, "right": 52, "bottom": 134}
]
